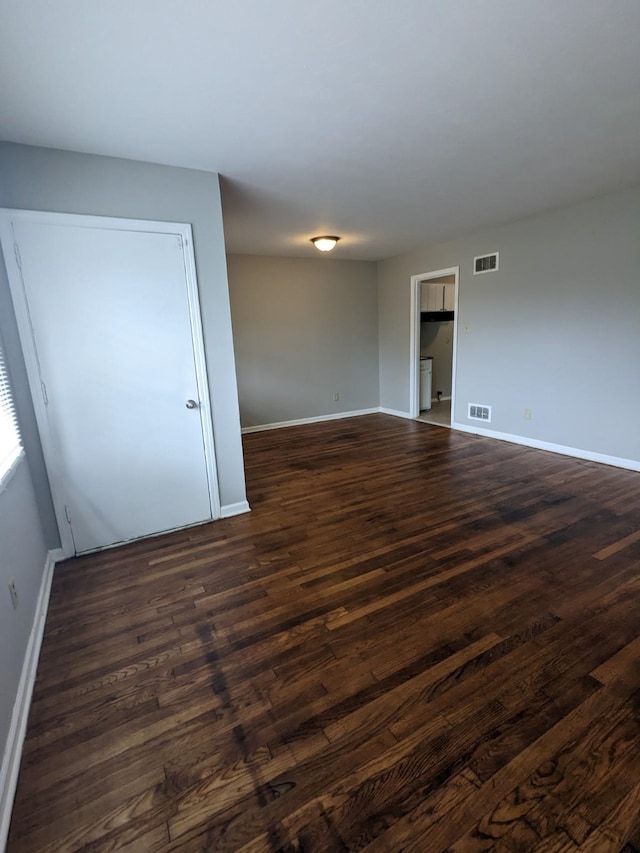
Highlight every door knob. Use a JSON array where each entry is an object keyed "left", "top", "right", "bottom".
[{"left": 185, "top": 399, "right": 198, "bottom": 409}]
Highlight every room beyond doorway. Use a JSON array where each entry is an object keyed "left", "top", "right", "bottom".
[{"left": 409, "top": 266, "right": 459, "bottom": 427}]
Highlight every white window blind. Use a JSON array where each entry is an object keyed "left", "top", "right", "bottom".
[{"left": 0, "top": 343, "right": 22, "bottom": 481}]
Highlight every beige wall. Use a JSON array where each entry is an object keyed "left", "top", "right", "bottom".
[{"left": 228, "top": 255, "right": 379, "bottom": 427}]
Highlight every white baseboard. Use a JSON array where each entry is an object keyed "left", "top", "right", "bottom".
[
  {"left": 378, "top": 407, "right": 413, "bottom": 420},
  {"left": 240, "top": 406, "right": 640, "bottom": 473},
  {"left": 432, "top": 395, "right": 452, "bottom": 403},
  {"left": 241, "top": 408, "right": 380, "bottom": 434},
  {"left": 0, "top": 549, "right": 58, "bottom": 852},
  {"left": 220, "top": 500, "right": 251, "bottom": 518},
  {"left": 452, "top": 422, "right": 640, "bottom": 472}
]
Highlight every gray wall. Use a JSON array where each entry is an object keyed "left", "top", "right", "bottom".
[
  {"left": 0, "top": 159, "right": 50, "bottom": 824},
  {"left": 227, "top": 254, "right": 379, "bottom": 427},
  {"left": 0, "top": 456, "right": 48, "bottom": 769},
  {"left": 0, "top": 142, "right": 247, "bottom": 519},
  {"left": 0, "top": 240, "right": 59, "bottom": 547},
  {"left": 420, "top": 320, "right": 453, "bottom": 399},
  {"left": 379, "top": 184, "right": 640, "bottom": 463}
]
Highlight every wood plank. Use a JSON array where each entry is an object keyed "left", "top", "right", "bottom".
[
  {"left": 7, "top": 414, "right": 640, "bottom": 851},
  {"left": 593, "top": 529, "right": 640, "bottom": 561}
]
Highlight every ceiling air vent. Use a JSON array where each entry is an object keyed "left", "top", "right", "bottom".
[
  {"left": 473, "top": 252, "right": 499, "bottom": 275},
  {"left": 468, "top": 403, "right": 492, "bottom": 422}
]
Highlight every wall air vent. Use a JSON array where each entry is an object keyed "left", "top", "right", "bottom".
[
  {"left": 468, "top": 403, "right": 492, "bottom": 422},
  {"left": 473, "top": 252, "right": 499, "bottom": 275}
]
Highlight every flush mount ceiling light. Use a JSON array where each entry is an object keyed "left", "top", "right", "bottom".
[{"left": 311, "top": 235, "right": 340, "bottom": 252}]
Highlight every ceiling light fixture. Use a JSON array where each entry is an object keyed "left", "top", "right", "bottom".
[{"left": 311, "top": 235, "right": 340, "bottom": 252}]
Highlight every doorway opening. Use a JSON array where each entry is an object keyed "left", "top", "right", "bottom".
[{"left": 409, "top": 266, "right": 459, "bottom": 428}]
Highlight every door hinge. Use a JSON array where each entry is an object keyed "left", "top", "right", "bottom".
[
  {"left": 64, "top": 505, "right": 72, "bottom": 524},
  {"left": 13, "top": 242, "right": 22, "bottom": 270},
  {"left": 41, "top": 381, "right": 49, "bottom": 405}
]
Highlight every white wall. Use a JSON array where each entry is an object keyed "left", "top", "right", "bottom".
[
  {"left": 228, "top": 254, "right": 379, "bottom": 427},
  {"left": 379, "top": 184, "right": 640, "bottom": 465},
  {"left": 0, "top": 142, "right": 247, "bottom": 518}
]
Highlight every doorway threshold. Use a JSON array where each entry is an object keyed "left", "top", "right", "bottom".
[{"left": 417, "top": 399, "right": 451, "bottom": 428}]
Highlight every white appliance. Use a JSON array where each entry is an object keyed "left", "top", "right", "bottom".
[{"left": 420, "top": 357, "right": 433, "bottom": 411}]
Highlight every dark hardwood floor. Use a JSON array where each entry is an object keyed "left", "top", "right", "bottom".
[{"left": 8, "top": 413, "right": 640, "bottom": 852}]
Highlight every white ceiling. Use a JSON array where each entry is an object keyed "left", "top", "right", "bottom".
[{"left": 1, "top": 1, "right": 640, "bottom": 261}]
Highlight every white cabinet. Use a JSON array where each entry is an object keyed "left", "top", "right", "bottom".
[
  {"left": 420, "top": 282, "right": 430, "bottom": 311},
  {"left": 421, "top": 282, "right": 455, "bottom": 313},
  {"left": 421, "top": 282, "right": 443, "bottom": 311},
  {"left": 443, "top": 282, "right": 455, "bottom": 312},
  {"left": 429, "top": 283, "right": 444, "bottom": 312}
]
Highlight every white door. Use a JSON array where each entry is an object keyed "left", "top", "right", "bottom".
[{"left": 4, "top": 214, "right": 218, "bottom": 555}]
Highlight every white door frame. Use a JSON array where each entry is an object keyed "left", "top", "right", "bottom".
[
  {"left": 409, "top": 266, "right": 460, "bottom": 420},
  {"left": 0, "top": 209, "right": 221, "bottom": 557}
]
